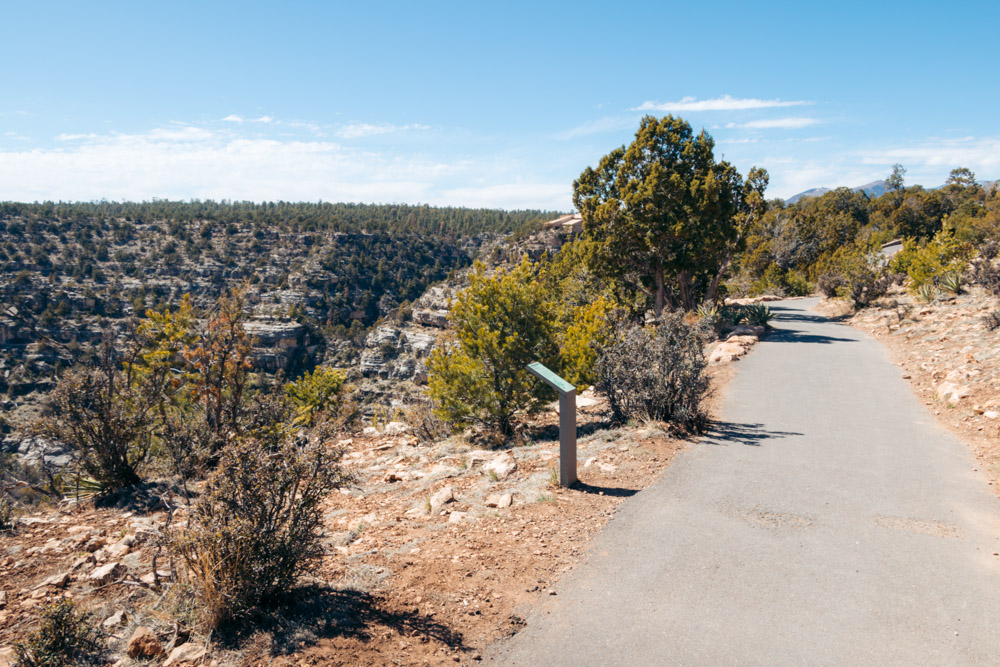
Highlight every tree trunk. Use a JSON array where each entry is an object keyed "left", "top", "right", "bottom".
[
  {"left": 678, "top": 271, "right": 693, "bottom": 311},
  {"left": 707, "top": 251, "right": 734, "bottom": 305},
  {"left": 654, "top": 267, "right": 665, "bottom": 317}
]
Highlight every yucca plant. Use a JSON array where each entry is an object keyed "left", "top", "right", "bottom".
[
  {"left": 939, "top": 271, "right": 964, "bottom": 295},
  {"left": 915, "top": 282, "right": 938, "bottom": 303},
  {"left": 742, "top": 304, "right": 774, "bottom": 328}
]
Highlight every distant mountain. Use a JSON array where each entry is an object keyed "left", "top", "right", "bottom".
[
  {"left": 786, "top": 180, "right": 887, "bottom": 205},
  {"left": 786, "top": 179, "right": 1000, "bottom": 205}
]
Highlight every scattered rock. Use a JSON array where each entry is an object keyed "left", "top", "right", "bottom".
[
  {"left": 127, "top": 626, "right": 164, "bottom": 659},
  {"left": 382, "top": 421, "right": 411, "bottom": 436},
  {"left": 483, "top": 452, "right": 517, "bottom": 480},
  {"left": 0, "top": 591, "right": 6, "bottom": 608},
  {"left": 89, "top": 561, "right": 125, "bottom": 586},
  {"left": 986, "top": 411, "right": 999, "bottom": 420},
  {"left": 449, "top": 511, "right": 467, "bottom": 523},
  {"left": 163, "top": 642, "right": 207, "bottom": 666},
  {"left": 499, "top": 493, "right": 513, "bottom": 509},
  {"left": 484, "top": 495, "right": 501, "bottom": 508},
  {"left": 102, "top": 610, "right": 127, "bottom": 628},
  {"left": 37, "top": 571, "right": 70, "bottom": 589},
  {"left": 597, "top": 462, "right": 618, "bottom": 474},
  {"left": 430, "top": 486, "right": 455, "bottom": 512},
  {"left": 936, "top": 382, "right": 970, "bottom": 403}
]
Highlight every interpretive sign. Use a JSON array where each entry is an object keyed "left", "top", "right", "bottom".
[{"left": 526, "top": 362, "right": 577, "bottom": 487}]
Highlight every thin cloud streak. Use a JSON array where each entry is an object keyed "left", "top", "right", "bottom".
[
  {"left": 726, "top": 117, "right": 821, "bottom": 129},
  {"left": 633, "top": 95, "right": 813, "bottom": 112},
  {"left": 0, "top": 124, "right": 563, "bottom": 209}
]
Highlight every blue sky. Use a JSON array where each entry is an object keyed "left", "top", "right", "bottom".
[{"left": 2, "top": 0, "right": 998, "bottom": 209}]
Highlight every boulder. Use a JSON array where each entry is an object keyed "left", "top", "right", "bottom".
[
  {"left": 498, "top": 493, "right": 513, "bottom": 509},
  {"left": 483, "top": 452, "right": 517, "bottom": 480},
  {"left": 163, "top": 643, "right": 207, "bottom": 666},
  {"left": 89, "top": 561, "right": 125, "bottom": 586},
  {"left": 449, "top": 511, "right": 468, "bottom": 523},
  {"left": 430, "top": 486, "right": 455, "bottom": 513},
  {"left": 127, "top": 627, "right": 164, "bottom": 659}
]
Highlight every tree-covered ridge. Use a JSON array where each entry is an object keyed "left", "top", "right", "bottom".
[{"left": 0, "top": 200, "right": 555, "bottom": 236}]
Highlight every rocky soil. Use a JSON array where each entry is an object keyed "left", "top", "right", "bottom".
[{"left": 0, "top": 357, "right": 743, "bottom": 667}]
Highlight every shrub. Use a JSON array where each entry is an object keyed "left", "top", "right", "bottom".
[
  {"left": 0, "top": 493, "right": 16, "bottom": 531},
  {"left": 982, "top": 310, "right": 1000, "bottom": 332},
  {"left": 594, "top": 313, "right": 709, "bottom": 429},
  {"left": 836, "top": 251, "right": 890, "bottom": 308},
  {"left": 428, "top": 259, "right": 558, "bottom": 435},
  {"left": 285, "top": 366, "right": 350, "bottom": 427},
  {"left": 817, "top": 272, "right": 843, "bottom": 298},
  {"left": 32, "top": 337, "right": 161, "bottom": 489},
  {"left": 557, "top": 296, "right": 613, "bottom": 388},
  {"left": 897, "top": 231, "right": 969, "bottom": 290},
  {"left": 13, "top": 600, "right": 104, "bottom": 667},
  {"left": 970, "top": 240, "right": 1000, "bottom": 295},
  {"left": 171, "top": 429, "right": 351, "bottom": 630}
]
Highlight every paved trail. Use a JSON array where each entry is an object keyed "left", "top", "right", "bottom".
[{"left": 486, "top": 299, "right": 1000, "bottom": 665}]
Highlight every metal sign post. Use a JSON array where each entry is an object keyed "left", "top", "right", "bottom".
[{"left": 526, "top": 362, "right": 577, "bottom": 487}]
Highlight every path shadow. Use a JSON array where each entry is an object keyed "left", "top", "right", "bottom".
[
  {"left": 700, "top": 421, "right": 803, "bottom": 447},
  {"left": 216, "top": 585, "right": 468, "bottom": 657},
  {"left": 569, "top": 481, "right": 639, "bottom": 498},
  {"left": 768, "top": 306, "right": 852, "bottom": 325},
  {"left": 765, "top": 326, "right": 858, "bottom": 344}
]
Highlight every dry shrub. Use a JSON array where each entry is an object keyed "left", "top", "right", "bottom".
[
  {"left": 171, "top": 427, "right": 352, "bottom": 630},
  {"left": 13, "top": 600, "right": 104, "bottom": 667},
  {"left": 982, "top": 310, "right": 1000, "bottom": 332},
  {"left": 594, "top": 313, "right": 709, "bottom": 430}
]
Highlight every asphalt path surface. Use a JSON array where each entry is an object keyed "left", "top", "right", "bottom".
[{"left": 485, "top": 298, "right": 1000, "bottom": 665}]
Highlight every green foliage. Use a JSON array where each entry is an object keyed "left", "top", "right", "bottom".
[
  {"left": 428, "top": 259, "right": 558, "bottom": 435},
  {"left": 285, "top": 366, "right": 349, "bottom": 427},
  {"left": 750, "top": 263, "right": 812, "bottom": 297},
  {"left": 894, "top": 231, "right": 969, "bottom": 290},
  {"left": 13, "top": 600, "right": 103, "bottom": 667},
  {"left": 557, "top": 296, "right": 613, "bottom": 389},
  {"left": 594, "top": 314, "right": 708, "bottom": 429},
  {"left": 573, "top": 115, "right": 767, "bottom": 313},
  {"left": 171, "top": 427, "right": 351, "bottom": 630}
]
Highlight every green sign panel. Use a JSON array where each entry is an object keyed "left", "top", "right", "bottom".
[{"left": 526, "top": 362, "right": 576, "bottom": 394}]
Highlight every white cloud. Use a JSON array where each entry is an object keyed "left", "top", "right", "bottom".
[
  {"left": 252, "top": 115, "right": 274, "bottom": 123},
  {"left": 221, "top": 114, "right": 244, "bottom": 122},
  {"left": 633, "top": 95, "right": 813, "bottom": 112},
  {"left": 0, "top": 122, "right": 568, "bottom": 209},
  {"left": 335, "top": 123, "right": 430, "bottom": 139},
  {"left": 56, "top": 133, "right": 99, "bottom": 141},
  {"left": 726, "top": 117, "right": 822, "bottom": 130},
  {"left": 861, "top": 136, "right": 1000, "bottom": 172}
]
